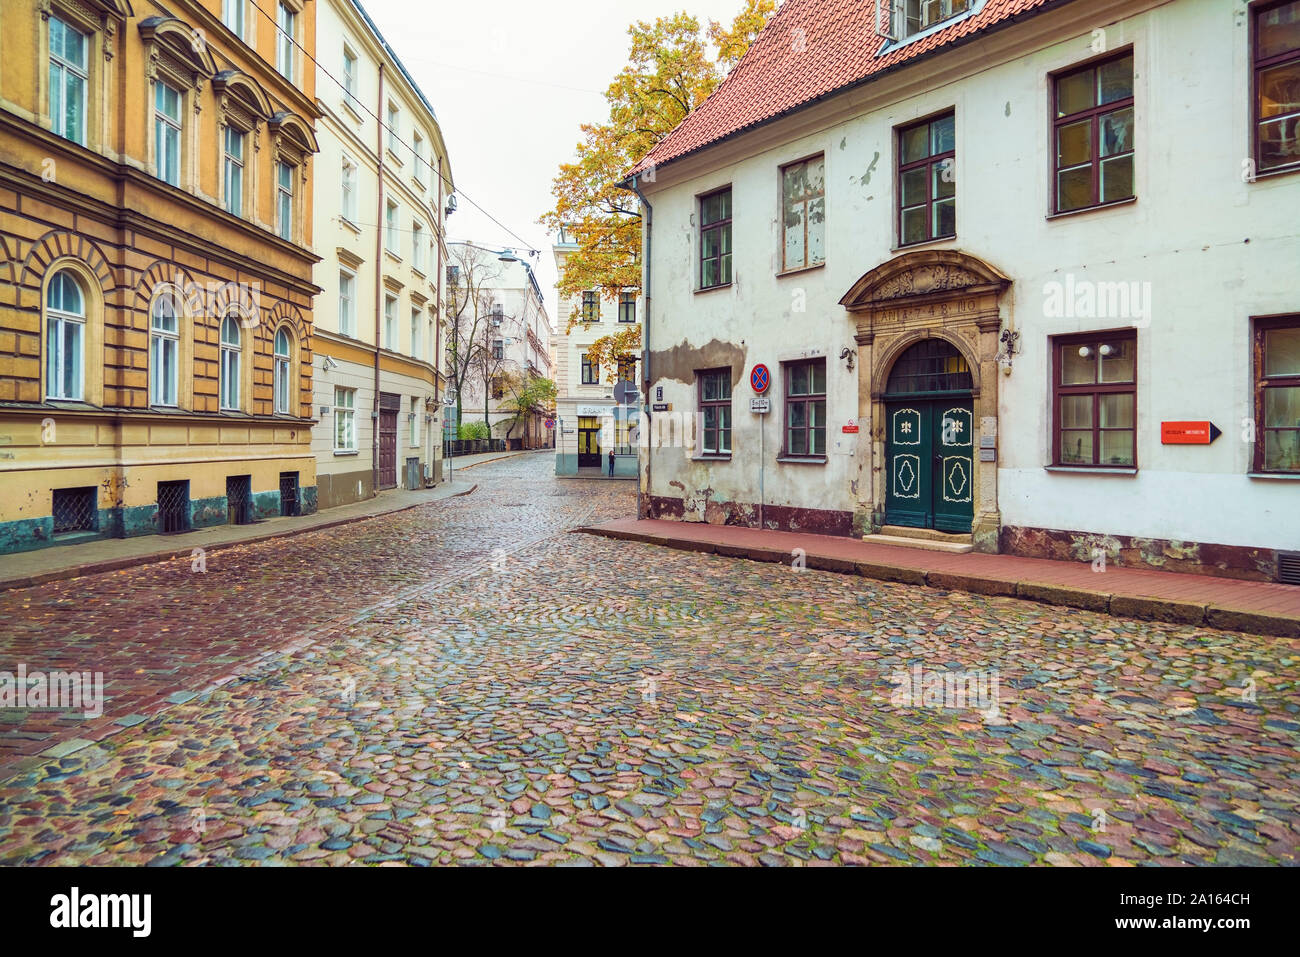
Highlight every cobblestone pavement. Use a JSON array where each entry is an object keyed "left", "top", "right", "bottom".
[{"left": 1, "top": 455, "right": 1297, "bottom": 866}]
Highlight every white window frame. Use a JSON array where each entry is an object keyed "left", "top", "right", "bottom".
[
  {"left": 888, "top": 0, "right": 982, "bottom": 46},
  {"left": 409, "top": 395, "right": 421, "bottom": 447},
  {"left": 154, "top": 80, "right": 182, "bottom": 186},
  {"left": 150, "top": 291, "right": 180, "bottom": 407},
  {"left": 49, "top": 16, "right": 89, "bottom": 145},
  {"left": 276, "top": 160, "right": 293, "bottom": 240},
  {"left": 222, "top": 0, "right": 246, "bottom": 40},
  {"left": 411, "top": 221, "right": 424, "bottom": 272},
  {"left": 223, "top": 126, "right": 245, "bottom": 216},
  {"left": 273, "top": 327, "right": 292, "bottom": 414},
  {"left": 338, "top": 269, "right": 355, "bottom": 337},
  {"left": 385, "top": 200, "right": 399, "bottom": 254},
  {"left": 387, "top": 102, "right": 399, "bottom": 153},
  {"left": 46, "top": 270, "right": 85, "bottom": 401},
  {"left": 384, "top": 295, "right": 397, "bottom": 350},
  {"left": 334, "top": 386, "right": 357, "bottom": 452},
  {"left": 340, "top": 156, "right": 357, "bottom": 223},
  {"left": 410, "top": 307, "right": 421, "bottom": 358},
  {"left": 276, "top": 3, "right": 297, "bottom": 83},
  {"left": 219, "top": 313, "right": 241, "bottom": 410},
  {"left": 342, "top": 45, "right": 359, "bottom": 110},
  {"left": 413, "top": 131, "right": 425, "bottom": 186}
]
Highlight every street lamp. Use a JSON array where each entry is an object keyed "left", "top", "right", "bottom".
[{"left": 443, "top": 393, "right": 457, "bottom": 483}]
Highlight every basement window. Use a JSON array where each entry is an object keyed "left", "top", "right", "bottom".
[{"left": 52, "top": 486, "right": 97, "bottom": 535}]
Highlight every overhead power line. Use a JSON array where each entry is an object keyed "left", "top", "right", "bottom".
[{"left": 247, "top": 0, "right": 539, "bottom": 253}]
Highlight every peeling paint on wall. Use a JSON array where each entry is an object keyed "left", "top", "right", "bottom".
[
  {"left": 649, "top": 494, "right": 854, "bottom": 536},
  {"left": 648, "top": 338, "right": 747, "bottom": 387},
  {"left": 1000, "top": 525, "right": 1278, "bottom": 582},
  {"left": 853, "top": 151, "right": 880, "bottom": 186}
]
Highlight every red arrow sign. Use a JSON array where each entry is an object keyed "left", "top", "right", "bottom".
[{"left": 1161, "top": 421, "right": 1221, "bottom": 445}]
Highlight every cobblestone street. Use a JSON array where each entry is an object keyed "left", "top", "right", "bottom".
[{"left": 1, "top": 454, "right": 1297, "bottom": 866}]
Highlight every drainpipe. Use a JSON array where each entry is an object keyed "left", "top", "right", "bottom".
[
  {"left": 631, "top": 176, "right": 653, "bottom": 521},
  {"left": 434, "top": 154, "right": 444, "bottom": 483},
  {"left": 373, "top": 62, "right": 385, "bottom": 496}
]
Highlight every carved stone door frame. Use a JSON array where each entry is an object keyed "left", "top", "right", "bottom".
[{"left": 839, "top": 250, "right": 1011, "bottom": 552}]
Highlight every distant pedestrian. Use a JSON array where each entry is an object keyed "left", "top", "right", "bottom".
[{"left": 607, "top": 449, "right": 615, "bottom": 477}]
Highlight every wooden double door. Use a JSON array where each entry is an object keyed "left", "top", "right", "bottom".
[{"left": 884, "top": 398, "right": 975, "bottom": 533}]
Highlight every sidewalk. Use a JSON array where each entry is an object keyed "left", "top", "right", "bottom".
[
  {"left": 576, "top": 518, "right": 1300, "bottom": 638},
  {"left": 0, "top": 479, "right": 478, "bottom": 593},
  {"left": 440, "top": 446, "right": 550, "bottom": 478}
]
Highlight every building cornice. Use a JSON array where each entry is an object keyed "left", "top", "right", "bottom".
[{"left": 0, "top": 138, "right": 322, "bottom": 296}]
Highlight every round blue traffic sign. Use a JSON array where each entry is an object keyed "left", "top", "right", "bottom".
[{"left": 750, "top": 363, "right": 770, "bottom": 394}]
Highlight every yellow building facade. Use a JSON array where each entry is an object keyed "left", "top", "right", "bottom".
[{"left": 0, "top": 0, "right": 322, "bottom": 553}]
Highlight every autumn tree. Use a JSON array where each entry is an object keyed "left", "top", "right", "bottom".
[
  {"left": 499, "top": 372, "right": 558, "bottom": 445},
  {"left": 541, "top": 0, "right": 776, "bottom": 370}
]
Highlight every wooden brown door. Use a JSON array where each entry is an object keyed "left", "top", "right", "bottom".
[{"left": 378, "top": 392, "right": 400, "bottom": 489}]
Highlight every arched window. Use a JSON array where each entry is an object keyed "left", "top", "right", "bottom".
[
  {"left": 220, "top": 313, "right": 241, "bottom": 410},
  {"left": 884, "top": 339, "right": 973, "bottom": 396},
  {"left": 150, "top": 289, "right": 180, "bottom": 406},
  {"left": 46, "top": 269, "right": 85, "bottom": 399},
  {"left": 273, "top": 326, "right": 292, "bottom": 414}
]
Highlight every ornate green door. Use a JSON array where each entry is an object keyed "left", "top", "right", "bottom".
[
  {"left": 932, "top": 403, "right": 974, "bottom": 533},
  {"left": 882, "top": 340, "right": 975, "bottom": 534},
  {"left": 885, "top": 403, "right": 931, "bottom": 528}
]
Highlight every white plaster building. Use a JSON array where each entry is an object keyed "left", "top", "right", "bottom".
[
  {"left": 457, "top": 254, "right": 555, "bottom": 449},
  {"left": 310, "top": 0, "right": 454, "bottom": 508},
  {"left": 626, "top": 0, "right": 1300, "bottom": 582},
  {"left": 552, "top": 226, "right": 641, "bottom": 477}
]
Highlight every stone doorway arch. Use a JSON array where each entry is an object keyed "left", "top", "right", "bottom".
[{"left": 839, "top": 249, "right": 1011, "bottom": 552}]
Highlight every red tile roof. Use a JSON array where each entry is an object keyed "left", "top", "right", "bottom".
[{"left": 630, "top": 0, "right": 1062, "bottom": 179}]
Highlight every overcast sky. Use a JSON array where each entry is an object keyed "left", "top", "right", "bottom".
[{"left": 361, "top": 0, "right": 757, "bottom": 330}]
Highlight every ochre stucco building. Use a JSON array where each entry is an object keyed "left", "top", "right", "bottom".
[{"left": 0, "top": 0, "right": 322, "bottom": 552}]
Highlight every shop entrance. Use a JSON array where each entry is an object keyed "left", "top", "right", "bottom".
[{"left": 577, "top": 416, "right": 602, "bottom": 468}]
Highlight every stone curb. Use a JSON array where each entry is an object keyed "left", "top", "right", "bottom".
[
  {"left": 0, "top": 483, "right": 479, "bottom": 594},
  {"left": 573, "top": 526, "right": 1300, "bottom": 638}
]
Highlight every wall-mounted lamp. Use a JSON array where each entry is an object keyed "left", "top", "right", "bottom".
[{"left": 839, "top": 347, "right": 856, "bottom": 371}]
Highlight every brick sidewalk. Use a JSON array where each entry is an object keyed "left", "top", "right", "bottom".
[
  {"left": 576, "top": 519, "right": 1300, "bottom": 637},
  {"left": 0, "top": 479, "right": 478, "bottom": 592}
]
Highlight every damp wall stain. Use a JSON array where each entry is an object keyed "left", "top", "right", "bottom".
[{"left": 649, "top": 338, "right": 748, "bottom": 387}]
